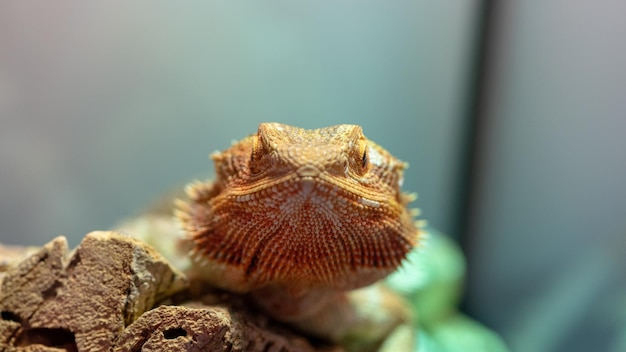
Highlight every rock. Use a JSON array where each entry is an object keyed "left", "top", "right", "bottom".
[
  {"left": 0, "top": 232, "right": 337, "bottom": 352},
  {"left": 0, "top": 231, "right": 188, "bottom": 351},
  {"left": 113, "top": 304, "right": 329, "bottom": 352},
  {"left": 0, "top": 242, "right": 40, "bottom": 289},
  {"left": 385, "top": 228, "right": 466, "bottom": 326}
]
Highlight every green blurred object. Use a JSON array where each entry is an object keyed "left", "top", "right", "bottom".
[
  {"left": 386, "top": 228, "right": 509, "bottom": 351},
  {"left": 386, "top": 228, "right": 465, "bottom": 326},
  {"left": 418, "top": 314, "right": 508, "bottom": 352}
]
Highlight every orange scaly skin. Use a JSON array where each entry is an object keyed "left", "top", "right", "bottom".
[{"left": 177, "top": 123, "right": 421, "bottom": 297}]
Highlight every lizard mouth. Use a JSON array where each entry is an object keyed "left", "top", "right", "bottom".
[
  {"left": 296, "top": 165, "right": 321, "bottom": 178},
  {"left": 233, "top": 168, "right": 387, "bottom": 210},
  {"left": 295, "top": 165, "right": 321, "bottom": 197}
]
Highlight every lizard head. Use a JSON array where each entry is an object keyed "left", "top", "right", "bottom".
[{"left": 178, "top": 123, "right": 422, "bottom": 293}]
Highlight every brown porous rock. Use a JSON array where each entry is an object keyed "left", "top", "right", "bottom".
[{"left": 0, "top": 232, "right": 335, "bottom": 352}]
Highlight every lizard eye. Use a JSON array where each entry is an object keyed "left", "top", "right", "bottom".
[
  {"left": 361, "top": 147, "right": 368, "bottom": 168},
  {"left": 356, "top": 140, "right": 370, "bottom": 173},
  {"left": 251, "top": 136, "right": 261, "bottom": 162},
  {"left": 250, "top": 136, "right": 269, "bottom": 174}
]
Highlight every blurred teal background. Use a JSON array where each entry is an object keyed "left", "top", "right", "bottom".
[
  {"left": 0, "top": 1, "right": 475, "bottom": 246},
  {"left": 1, "top": 2, "right": 625, "bottom": 352}
]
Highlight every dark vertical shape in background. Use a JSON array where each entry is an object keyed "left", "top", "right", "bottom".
[{"left": 455, "top": 0, "right": 498, "bottom": 313}]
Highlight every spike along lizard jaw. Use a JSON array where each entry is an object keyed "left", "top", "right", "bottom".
[{"left": 177, "top": 122, "right": 423, "bottom": 300}]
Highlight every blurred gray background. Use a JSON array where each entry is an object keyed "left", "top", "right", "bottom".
[
  {"left": 1, "top": 2, "right": 625, "bottom": 352},
  {"left": 0, "top": 1, "right": 474, "bottom": 246}
]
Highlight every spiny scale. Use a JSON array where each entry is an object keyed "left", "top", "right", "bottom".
[{"left": 177, "top": 123, "right": 423, "bottom": 293}]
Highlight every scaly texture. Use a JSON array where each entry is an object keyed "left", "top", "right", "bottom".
[{"left": 177, "top": 123, "right": 422, "bottom": 293}]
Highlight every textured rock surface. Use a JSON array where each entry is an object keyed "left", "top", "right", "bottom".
[
  {"left": 0, "top": 232, "right": 335, "bottom": 352},
  {"left": 0, "top": 232, "right": 189, "bottom": 351},
  {"left": 114, "top": 304, "right": 331, "bottom": 352},
  {"left": 0, "top": 243, "right": 40, "bottom": 292}
]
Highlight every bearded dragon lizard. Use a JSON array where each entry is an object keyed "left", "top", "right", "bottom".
[{"left": 176, "top": 123, "right": 423, "bottom": 343}]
